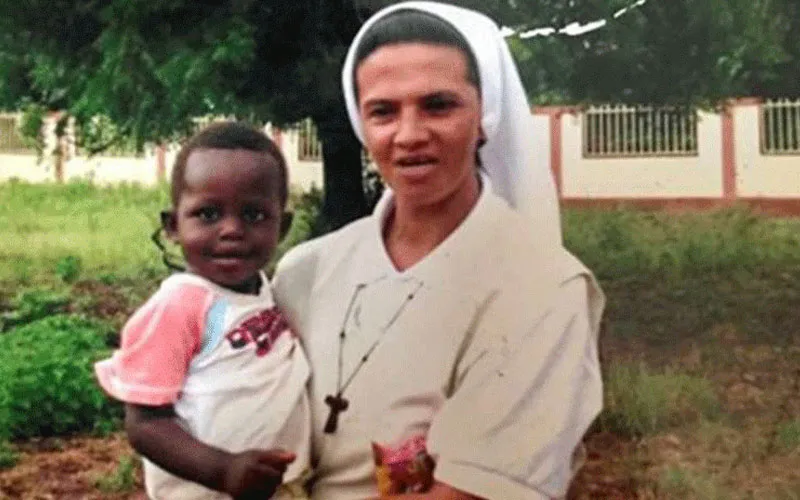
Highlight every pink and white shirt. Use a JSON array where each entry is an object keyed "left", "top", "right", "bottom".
[{"left": 95, "top": 272, "right": 311, "bottom": 500}]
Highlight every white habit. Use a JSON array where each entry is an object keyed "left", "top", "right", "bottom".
[{"left": 274, "top": 179, "right": 604, "bottom": 500}]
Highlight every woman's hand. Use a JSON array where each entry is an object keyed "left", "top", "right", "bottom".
[{"left": 223, "top": 449, "right": 296, "bottom": 499}]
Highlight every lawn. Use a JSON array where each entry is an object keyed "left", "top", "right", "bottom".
[{"left": 1, "top": 180, "right": 798, "bottom": 499}]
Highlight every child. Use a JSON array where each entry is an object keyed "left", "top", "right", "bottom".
[{"left": 95, "top": 122, "right": 311, "bottom": 500}]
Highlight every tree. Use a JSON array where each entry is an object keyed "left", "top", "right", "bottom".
[
  {"left": 0, "top": 0, "right": 581, "bottom": 229},
  {"left": 506, "top": 0, "right": 790, "bottom": 108},
  {"left": 0, "top": 0, "right": 371, "bottom": 229},
  {"left": 2, "top": 0, "right": 794, "bottom": 231},
  {"left": 748, "top": 0, "right": 800, "bottom": 97}
]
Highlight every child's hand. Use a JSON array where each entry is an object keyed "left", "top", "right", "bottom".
[{"left": 223, "top": 449, "right": 296, "bottom": 499}]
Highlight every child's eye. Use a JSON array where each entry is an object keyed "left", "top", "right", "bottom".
[
  {"left": 196, "top": 207, "right": 221, "bottom": 222},
  {"left": 242, "top": 207, "right": 268, "bottom": 223}
]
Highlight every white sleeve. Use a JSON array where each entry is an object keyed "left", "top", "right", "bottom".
[
  {"left": 427, "top": 276, "right": 604, "bottom": 500},
  {"left": 272, "top": 241, "right": 319, "bottom": 337}
]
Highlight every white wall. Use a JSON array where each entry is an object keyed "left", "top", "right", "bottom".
[
  {"left": 560, "top": 111, "right": 724, "bottom": 198},
  {"left": 281, "top": 128, "right": 324, "bottom": 191},
  {"left": 0, "top": 137, "right": 324, "bottom": 192},
  {"left": 3, "top": 105, "right": 799, "bottom": 199},
  {"left": 0, "top": 154, "right": 53, "bottom": 183},
  {"left": 64, "top": 155, "right": 160, "bottom": 185},
  {"left": 734, "top": 104, "right": 800, "bottom": 197}
]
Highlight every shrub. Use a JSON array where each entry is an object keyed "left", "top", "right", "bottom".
[
  {"left": 0, "top": 315, "right": 123, "bottom": 439},
  {"left": 0, "top": 440, "right": 18, "bottom": 470},
  {"left": 599, "top": 363, "right": 720, "bottom": 438},
  {"left": 55, "top": 255, "right": 82, "bottom": 283},
  {"left": 270, "top": 186, "right": 326, "bottom": 275},
  {"left": 0, "top": 288, "right": 70, "bottom": 332}
]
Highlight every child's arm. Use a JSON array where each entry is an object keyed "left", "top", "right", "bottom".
[{"left": 126, "top": 403, "right": 296, "bottom": 498}]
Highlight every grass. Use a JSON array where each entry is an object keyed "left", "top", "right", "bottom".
[
  {"left": 563, "top": 205, "right": 800, "bottom": 280},
  {"left": 658, "top": 465, "right": 732, "bottom": 500},
  {"left": 1, "top": 180, "right": 799, "bottom": 498},
  {"left": 599, "top": 363, "right": 720, "bottom": 438},
  {"left": 94, "top": 455, "right": 138, "bottom": 494},
  {"left": 0, "top": 180, "right": 170, "bottom": 285},
  {"left": 777, "top": 420, "right": 800, "bottom": 453},
  {"left": 4, "top": 180, "right": 800, "bottom": 286},
  {"left": 0, "top": 181, "right": 326, "bottom": 286}
]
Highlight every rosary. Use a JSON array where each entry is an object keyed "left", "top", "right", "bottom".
[{"left": 323, "top": 279, "right": 424, "bottom": 434}]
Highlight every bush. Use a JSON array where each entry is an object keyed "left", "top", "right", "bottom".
[
  {"left": 0, "top": 315, "right": 123, "bottom": 439},
  {"left": 0, "top": 288, "right": 70, "bottom": 332},
  {"left": 55, "top": 255, "right": 83, "bottom": 283},
  {"left": 0, "top": 440, "right": 18, "bottom": 470},
  {"left": 270, "top": 187, "right": 326, "bottom": 275},
  {"left": 599, "top": 363, "right": 720, "bottom": 438}
]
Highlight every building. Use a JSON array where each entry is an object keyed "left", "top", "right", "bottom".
[{"left": 1, "top": 98, "right": 798, "bottom": 213}]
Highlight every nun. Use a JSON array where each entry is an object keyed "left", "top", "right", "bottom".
[{"left": 274, "top": 2, "right": 606, "bottom": 499}]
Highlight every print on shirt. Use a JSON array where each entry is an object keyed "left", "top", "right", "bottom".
[{"left": 226, "top": 307, "right": 290, "bottom": 356}]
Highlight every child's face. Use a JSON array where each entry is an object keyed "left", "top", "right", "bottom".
[{"left": 166, "top": 148, "right": 284, "bottom": 293}]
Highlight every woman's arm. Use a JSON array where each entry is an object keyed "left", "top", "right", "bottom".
[
  {"left": 423, "top": 276, "right": 603, "bottom": 500},
  {"left": 126, "top": 404, "right": 295, "bottom": 497}
]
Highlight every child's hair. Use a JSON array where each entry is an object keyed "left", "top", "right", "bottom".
[
  {"left": 153, "top": 121, "right": 289, "bottom": 272},
  {"left": 170, "top": 121, "right": 289, "bottom": 208}
]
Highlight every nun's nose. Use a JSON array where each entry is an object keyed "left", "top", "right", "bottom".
[{"left": 394, "top": 109, "right": 430, "bottom": 147}]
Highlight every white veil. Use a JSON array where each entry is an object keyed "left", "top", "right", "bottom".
[{"left": 341, "top": 1, "right": 563, "bottom": 248}]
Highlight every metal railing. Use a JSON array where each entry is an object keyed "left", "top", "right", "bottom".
[
  {"left": 296, "top": 118, "right": 374, "bottom": 166},
  {"left": 298, "top": 118, "right": 323, "bottom": 161},
  {"left": 583, "top": 105, "right": 698, "bottom": 158},
  {"left": 761, "top": 99, "right": 800, "bottom": 155},
  {"left": 0, "top": 114, "right": 34, "bottom": 153}
]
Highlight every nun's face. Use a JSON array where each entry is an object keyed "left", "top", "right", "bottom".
[{"left": 356, "top": 42, "right": 482, "bottom": 209}]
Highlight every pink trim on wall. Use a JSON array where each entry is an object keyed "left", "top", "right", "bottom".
[
  {"left": 550, "top": 111, "right": 563, "bottom": 195},
  {"left": 561, "top": 197, "right": 800, "bottom": 216},
  {"left": 721, "top": 104, "right": 737, "bottom": 201},
  {"left": 730, "top": 97, "right": 762, "bottom": 106},
  {"left": 532, "top": 106, "right": 568, "bottom": 196}
]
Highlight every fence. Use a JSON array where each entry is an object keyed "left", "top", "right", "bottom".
[
  {"left": 761, "top": 99, "right": 800, "bottom": 155},
  {"left": 0, "top": 114, "right": 34, "bottom": 154},
  {"left": 583, "top": 105, "right": 698, "bottom": 158},
  {"left": 298, "top": 118, "right": 323, "bottom": 161},
  {"left": 2, "top": 100, "right": 798, "bottom": 200},
  {"left": 296, "top": 118, "right": 374, "bottom": 167}
]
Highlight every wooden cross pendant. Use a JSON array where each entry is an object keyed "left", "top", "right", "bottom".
[{"left": 323, "top": 394, "right": 349, "bottom": 434}]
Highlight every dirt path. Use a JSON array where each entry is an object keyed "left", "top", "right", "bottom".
[
  {"left": 0, "top": 434, "right": 144, "bottom": 500},
  {"left": 0, "top": 431, "right": 638, "bottom": 499}
]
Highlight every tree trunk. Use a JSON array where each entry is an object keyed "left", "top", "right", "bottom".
[{"left": 316, "top": 110, "right": 368, "bottom": 231}]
